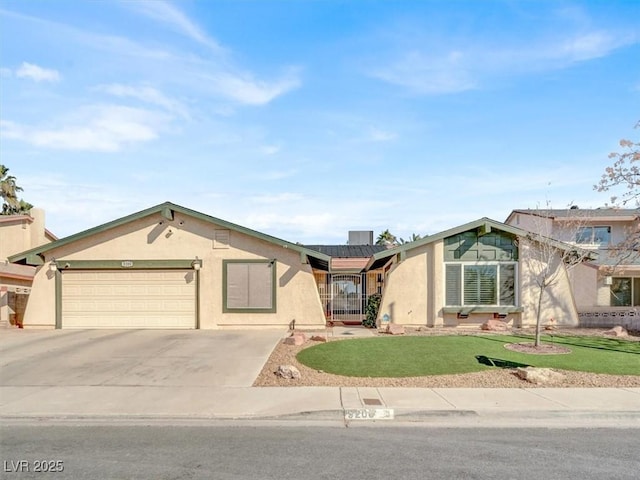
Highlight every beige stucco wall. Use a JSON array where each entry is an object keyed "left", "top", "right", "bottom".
[
  {"left": 376, "top": 250, "right": 425, "bottom": 326},
  {"left": 22, "top": 211, "right": 326, "bottom": 329},
  {"left": 0, "top": 209, "right": 48, "bottom": 261},
  {"left": 378, "top": 235, "right": 578, "bottom": 329},
  {"left": 518, "top": 240, "right": 578, "bottom": 327},
  {"left": 568, "top": 263, "right": 599, "bottom": 309}
]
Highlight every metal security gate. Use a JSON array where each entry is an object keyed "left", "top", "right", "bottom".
[{"left": 330, "top": 274, "right": 364, "bottom": 323}]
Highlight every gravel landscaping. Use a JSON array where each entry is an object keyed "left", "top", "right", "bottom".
[{"left": 253, "top": 327, "right": 640, "bottom": 388}]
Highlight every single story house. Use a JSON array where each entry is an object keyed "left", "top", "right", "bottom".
[{"left": 9, "top": 202, "right": 585, "bottom": 330}]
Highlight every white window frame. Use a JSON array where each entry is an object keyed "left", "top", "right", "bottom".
[
  {"left": 575, "top": 226, "right": 611, "bottom": 246},
  {"left": 444, "top": 261, "right": 518, "bottom": 307}
]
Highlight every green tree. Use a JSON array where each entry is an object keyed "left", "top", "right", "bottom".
[
  {"left": 1, "top": 165, "right": 33, "bottom": 215},
  {"left": 398, "top": 233, "right": 423, "bottom": 244},
  {"left": 375, "top": 229, "right": 397, "bottom": 247}
]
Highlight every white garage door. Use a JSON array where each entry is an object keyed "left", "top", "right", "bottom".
[{"left": 62, "top": 270, "right": 196, "bottom": 329}]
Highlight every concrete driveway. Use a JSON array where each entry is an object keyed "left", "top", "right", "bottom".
[{"left": 0, "top": 329, "right": 286, "bottom": 388}]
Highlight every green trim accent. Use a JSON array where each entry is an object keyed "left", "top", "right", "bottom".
[
  {"left": 364, "top": 217, "right": 590, "bottom": 270},
  {"left": 442, "top": 306, "right": 524, "bottom": 315},
  {"left": 195, "top": 269, "right": 200, "bottom": 329},
  {"left": 478, "top": 223, "right": 492, "bottom": 236},
  {"left": 161, "top": 207, "right": 174, "bottom": 220},
  {"left": 8, "top": 202, "right": 331, "bottom": 266},
  {"left": 26, "top": 253, "right": 44, "bottom": 266},
  {"left": 399, "top": 251, "right": 407, "bottom": 262},
  {"left": 222, "top": 259, "right": 277, "bottom": 314},
  {"left": 55, "top": 270, "right": 62, "bottom": 329},
  {"left": 55, "top": 259, "right": 197, "bottom": 270},
  {"left": 300, "top": 252, "right": 308, "bottom": 264}
]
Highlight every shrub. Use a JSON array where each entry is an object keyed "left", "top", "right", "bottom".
[{"left": 363, "top": 293, "right": 382, "bottom": 328}]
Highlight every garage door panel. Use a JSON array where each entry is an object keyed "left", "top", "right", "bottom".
[{"left": 62, "top": 270, "right": 196, "bottom": 329}]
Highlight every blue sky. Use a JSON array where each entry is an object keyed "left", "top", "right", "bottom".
[{"left": 1, "top": 0, "right": 638, "bottom": 244}]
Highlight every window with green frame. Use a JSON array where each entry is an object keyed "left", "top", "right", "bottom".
[
  {"left": 610, "top": 277, "right": 640, "bottom": 307},
  {"left": 223, "top": 260, "right": 276, "bottom": 313},
  {"left": 445, "top": 263, "right": 516, "bottom": 306}
]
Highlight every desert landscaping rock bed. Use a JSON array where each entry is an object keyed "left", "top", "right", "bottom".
[{"left": 253, "top": 327, "right": 640, "bottom": 388}]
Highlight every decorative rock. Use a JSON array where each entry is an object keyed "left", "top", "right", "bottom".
[
  {"left": 481, "top": 319, "right": 509, "bottom": 331},
  {"left": 516, "top": 367, "right": 565, "bottom": 385},
  {"left": 386, "top": 324, "right": 405, "bottom": 335},
  {"left": 283, "top": 333, "right": 307, "bottom": 345},
  {"left": 276, "top": 365, "right": 301, "bottom": 380},
  {"left": 310, "top": 335, "right": 327, "bottom": 342},
  {"left": 603, "top": 326, "right": 628, "bottom": 337}
]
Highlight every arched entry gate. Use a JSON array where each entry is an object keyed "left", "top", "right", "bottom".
[{"left": 330, "top": 274, "right": 363, "bottom": 323}]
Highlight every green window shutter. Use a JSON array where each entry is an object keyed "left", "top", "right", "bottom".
[{"left": 445, "top": 264, "right": 461, "bottom": 306}]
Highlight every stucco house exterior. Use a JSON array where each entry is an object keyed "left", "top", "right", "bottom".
[
  {"left": 367, "top": 218, "right": 581, "bottom": 329},
  {"left": 8, "top": 202, "right": 585, "bottom": 330},
  {"left": 506, "top": 208, "right": 640, "bottom": 329},
  {"left": 1, "top": 209, "right": 55, "bottom": 327},
  {"left": 9, "top": 202, "right": 331, "bottom": 329}
]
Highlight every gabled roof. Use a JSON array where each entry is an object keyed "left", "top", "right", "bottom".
[
  {"left": 8, "top": 202, "right": 331, "bottom": 269},
  {"left": 365, "top": 217, "right": 592, "bottom": 270},
  {"left": 506, "top": 208, "right": 639, "bottom": 223}
]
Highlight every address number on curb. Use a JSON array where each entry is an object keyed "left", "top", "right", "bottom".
[{"left": 344, "top": 408, "right": 394, "bottom": 420}]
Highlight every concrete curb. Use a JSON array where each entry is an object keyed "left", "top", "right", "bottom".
[{"left": 2, "top": 408, "right": 640, "bottom": 428}]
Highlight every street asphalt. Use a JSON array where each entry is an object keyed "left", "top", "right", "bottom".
[{"left": 1, "top": 328, "right": 639, "bottom": 427}]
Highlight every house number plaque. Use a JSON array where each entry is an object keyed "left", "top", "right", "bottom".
[{"left": 121, "top": 261, "right": 134, "bottom": 267}]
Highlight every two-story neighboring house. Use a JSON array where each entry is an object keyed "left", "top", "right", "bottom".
[
  {"left": 505, "top": 208, "right": 640, "bottom": 329},
  {"left": 0, "top": 208, "right": 56, "bottom": 327}
]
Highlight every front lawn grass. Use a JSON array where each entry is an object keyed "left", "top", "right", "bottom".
[{"left": 296, "top": 335, "right": 640, "bottom": 377}]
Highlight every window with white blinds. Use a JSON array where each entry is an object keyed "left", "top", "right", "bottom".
[{"left": 445, "top": 262, "right": 516, "bottom": 307}]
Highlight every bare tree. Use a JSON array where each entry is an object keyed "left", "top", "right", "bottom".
[
  {"left": 595, "top": 122, "right": 640, "bottom": 264},
  {"left": 518, "top": 208, "right": 594, "bottom": 346},
  {"left": 596, "top": 121, "right": 640, "bottom": 206}
]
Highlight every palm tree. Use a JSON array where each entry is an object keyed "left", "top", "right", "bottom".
[
  {"left": 1, "top": 164, "right": 32, "bottom": 215},
  {"left": 399, "top": 233, "right": 423, "bottom": 244},
  {"left": 375, "top": 229, "right": 397, "bottom": 247}
]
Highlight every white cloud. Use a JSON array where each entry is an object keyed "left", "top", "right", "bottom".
[
  {"left": 260, "top": 144, "right": 281, "bottom": 155},
  {"left": 16, "top": 62, "right": 60, "bottom": 82},
  {"left": 204, "top": 68, "right": 301, "bottom": 106},
  {"left": 372, "top": 50, "right": 476, "bottom": 94},
  {"left": 367, "top": 128, "right": 398, "bottom": 143},
  {"left": 1, "top": 105, "right": 169, "bottom": 152},
  {"left": 95, "top": 84, "right": 189, "bottom": 119},
  {"left": 124, "top": 0, "right": 222, "bottom": 52},
  {"left": 370, "top": 29, "right": 636, "bottom": 94}
]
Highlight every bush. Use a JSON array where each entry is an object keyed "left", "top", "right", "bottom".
[{"left": 363, "top": 293, "right": 382, "bottom": 328}]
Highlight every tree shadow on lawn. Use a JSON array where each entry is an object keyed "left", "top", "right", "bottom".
[
  {"left": 475, "top": 355, "right": 530, "bottom": 369},
  {"left": 476, "top": 333, "right": 640, "bottom": 355}
]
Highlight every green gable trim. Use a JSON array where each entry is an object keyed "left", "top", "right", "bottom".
[
  {"left": 26, "top": 253, "right": 44, "bottom": 266},
  {"left": 54, "top": 259, "right": 197, "bottom": 270},
  {"left": 365, "top": 217, "right": 588, "bottom": 271},
  {"left": 444, "top": 230, "right": 518, "bottom": 261},
  {"left": 8, "top": 202, "right": 331, "bottom": 266}
]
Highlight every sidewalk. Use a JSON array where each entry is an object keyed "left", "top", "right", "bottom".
[{"left": 2, "top": 385, "right": 639, "bottom": 427}]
